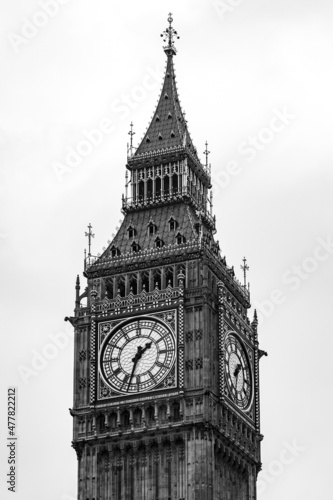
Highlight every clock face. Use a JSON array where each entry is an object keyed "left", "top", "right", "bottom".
[
  {"left": 225, "top": 334, "right": 252, "bottom": 410},
  {"left": 100, "top": 317, "right": 176, "bottom": 394}
]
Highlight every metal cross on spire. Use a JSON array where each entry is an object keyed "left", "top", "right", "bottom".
[
  {"left": 161, "top": 13, "right": 179, "bottom": 55},
  {"left": 85, "top": 223, "right": 95, "bottom": 261},
  {"left": 128, "top": 122, "right": 135, "bottom": 156},
  {"left": 203, "top": 141, "right": 210, "bottom": 169},
  {"left": 241, "top": 257, "right": 249, "bottom": 288}
]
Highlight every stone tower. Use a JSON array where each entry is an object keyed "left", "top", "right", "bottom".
[{"left": 68, "top": 14, "right": 264, "bottom": 500}]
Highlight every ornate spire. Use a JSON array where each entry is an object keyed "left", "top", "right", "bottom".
[
  {"left": 161, "top": 13, "right": 179, "bottom": 56},
  {"left": 132, "top": 15, "right": 201, "bottom": 164}
]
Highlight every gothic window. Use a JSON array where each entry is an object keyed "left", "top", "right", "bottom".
[
  {"left": 155, "top": 177, "right": 161, "bottom": 198},
  {"left": 165, "top": 267, "right": 174, "bottom": 287},
  {"left": 110, "top": 245, "right": 121, "bottom": 257},
  {"left": 116, "top": 276, "right": 125, "bottom": 297},
  {"left": 138, "top": 180, "right": 144, "bottom": 201},
  {"left": 133, "top": 408, "right": 142, "bottom": 427},
  {"left": 131, "top": 241, "right": 140, "bottom": 253},
  {"left": 168, "top": 217, "right": 178, "bottom": 231},
  {"left": 172, "top": 402, "right": 180, "bottom": 420},
  {"left": 109, "top": 412, "right": 117, "bottom": 430},
  {"left": 98, "top": 414, "right": 105, "bottom": 432},
  {"left": 146, "top": 406, "right": 155, "bottom": 424},
  {"left": 152, "top": 268, "right": 161, "bottom": 289},
  {"left": 172, "top": 173, "right": 178, "bottom": 194},
  {"left": 147, "top": 221, "right": 157, "bottom": 236},
  {"left": 105, "top": 277, "right": 114, "bottom": 299},
  {"left": 158, "top": 404, "right": 167, "bottom": 422},
  {"left": 155, "top": 237, "right": 164, "bottom": 248},
  {"left": 147, "top": 178, "right": 153, "bottom": 200},
  {"left": 141, "top": 271, "right": 149, "bottom": 292},
  {"left": 164, "top": 176, "right": 170, "bottom": 197},
  {"left": 129, "top": 274, "right": 138, "bottom": 295},
  {"left": 120, "top": 410, "right": 130, "bottom": 428},
  {"left": 176, "top": 232, "right": 186, "bottom": 245},
  {"left": 127, "top": 225, "right": 136, "bottom": 238}
]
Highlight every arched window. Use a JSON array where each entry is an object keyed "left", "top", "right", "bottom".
[
  {"left": 133, "top": 408, "right": 142, "bottom": 427},
  {"left": 155, "top": 237, "right": 164, "bottom": 249},
  {"left": 109, "top": 412, "right": 117, "bottom": 429},
  {"left": 131, "top": 241, "right": 140, "bottom": 253},
  {"left": 127, "top": 225, "right": 136, "bottom": 239},
  {"left": 172, "top": 402, "right": 180, "bottom": 420},
  {"left": 116, "top": 276, "right": 125, "bottom": 297},
  {"left": 169, "top": 217, "right": 178, "bottom": 231},
  {"left": 141, "top": 271, "right": 149, "bottom": 292},
  {"left": 98, "top": 414, "right": 105, "bottom": 432},
  {"left": 147, "top": 178, "right": 153, "bottom": 200},
  {"left": 110, "top": 245, "right": 121, "bottom": 257},
  {"left": 155, "top": 177, "right": 161, "bottom": 198},
  {"left": 152, "top": 269, "right": 161, "bottom": 289},
  {"left": 165, "top": 267, "right": 174, "bottom": 288},
  {"left": 158, "top": 404, "right": 167, "bottom": 423},
  {"left": 164, "top": 176, "right": 170, "bottom": 197},
  {"left": 105, "top": 277, "right": 114, "bottom": 299},
  {"left": 172, "top": 173, "right": 178, "bottom": 194},
  {"left": 129, "top": 274, "right": 138, "bottom": 295},
  {"left": 176, "top": 233, "right": 186, "bottom": 245},
  {"left": 138, "top": 180, "right": 144, "bottom": 201},
  {"left": 121, "top": 410, "right": 130, "bottom": 428},
  {"left": 147, "top": 221, "right": 157, "bottom": 236},
  {"left": 146, "top": 406, "right": 155, "bottom": 424}
]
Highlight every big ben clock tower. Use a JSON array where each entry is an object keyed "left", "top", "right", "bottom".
[{"left": 68, "top": 14, "right": 264, "bottom": 500}]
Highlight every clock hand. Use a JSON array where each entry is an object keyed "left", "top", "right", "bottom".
[
  {"left": 233, "top": 363, "right": 242, "bottom": 396},
  {"left": 140, "top": 342, "right": 152, "bottom": 356},
  {"left": 127, "top": 346, "right": 142, "bottom": 391},
  {"left": 127, "top": 343, "right": 153, "bottom": 392}
]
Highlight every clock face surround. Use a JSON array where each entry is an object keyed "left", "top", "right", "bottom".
[
  {"left": 225, "top": 333, "right": 253, "bottom": 411},
  {"left": 100, "top": 316, "right": 176, "bottom": 394}
]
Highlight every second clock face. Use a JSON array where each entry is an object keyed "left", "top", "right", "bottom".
[
  {"left": 100, "top": 317, "right": 176, "bottom": 394},
  {"left": 225, "top": 333, "right": 252, "bottom": 410}
]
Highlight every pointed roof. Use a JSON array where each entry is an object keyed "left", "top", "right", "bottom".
[{"left": 133, "top": 16, "right": 200, "bottom": 162}]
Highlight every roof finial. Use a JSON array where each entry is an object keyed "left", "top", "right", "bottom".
[
  {"left": 241, "top": 257, "right": 249, "bottom": 288},
  {"left": 128, "top": 122, "right": 135, "bottom": 156},
  {"left": 161, "top": 13, "right": 179, "bottom": 56},
  {"left": 85, "top": 223, "right": 95, "bottom": 263},
  {"left": 203, "top": 141, "right": 210, "bottom": 170}
]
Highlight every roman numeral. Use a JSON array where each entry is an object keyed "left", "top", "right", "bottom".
[{"left": 113, "top": 367, "right": 121, "bottom": 376}]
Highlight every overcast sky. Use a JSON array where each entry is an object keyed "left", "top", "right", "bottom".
[{"left": 1, "top": 1, "right": 333, "bottom": 499}]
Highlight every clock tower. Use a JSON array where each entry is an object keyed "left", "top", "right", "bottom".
[{"left": 68, "top": 14, "right": 264, "bottom": 500}]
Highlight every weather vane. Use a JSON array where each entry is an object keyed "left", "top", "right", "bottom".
[
  {"left": 128, "top": 122, "right": 135, "bottom": 156},
  {"left": 203, "top": 141, "right": 210, "bottom": 169},
  {"left": 161, "top": 13, "right": 179, "bottom": 53},
  {"left": 241, "top": 257, "right": 249, "bottom": 288},
  {"left": 85, "top": 223, "right": 95, "bottom": 261}
]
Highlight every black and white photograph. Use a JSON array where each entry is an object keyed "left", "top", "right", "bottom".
[{"left": 1, "top": 1, "right": 332, "bottom": 499}]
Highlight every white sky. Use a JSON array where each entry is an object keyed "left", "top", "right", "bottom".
[{"left": 1, "top": 0, "right": 333, "bottom": 499}]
